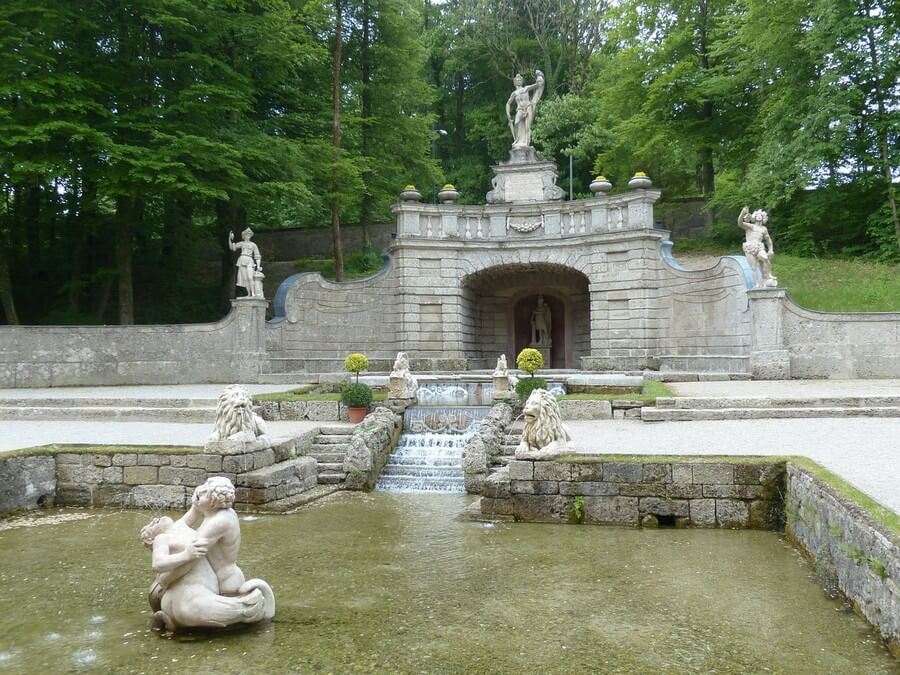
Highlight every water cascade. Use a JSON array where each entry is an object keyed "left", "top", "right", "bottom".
[{"left": 375, "top": 405, "right": 489, "bottom": 494}]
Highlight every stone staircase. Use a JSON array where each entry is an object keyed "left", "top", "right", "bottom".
[
  {"left": 305, "top": 425, "right": 354, "bottom": 484},
  {"left": 491, "top": 423, "right": 523, "bottom": 472},
  {"left": 0, "top": 397, "right": 216, "bottom": 423},
  {"left": 641, "top": 396, "right": 900, "bottom": 422}
]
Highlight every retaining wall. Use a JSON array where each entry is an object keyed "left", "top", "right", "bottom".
[{"left": 786, "top": 464, "right": 899, "bottom": 653}]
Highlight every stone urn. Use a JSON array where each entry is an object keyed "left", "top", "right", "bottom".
[
  {"left": 400, "top": 185, "right": 422, "bottom": 202},
  {"left": 437, "top": 184, "right": 460, "bottom": 203},
  {"left": 628, "top": 173, "right": 653, "bottom": 190},
  {"left": 589, "top": 176, "right": 612, "bottom": 196}
]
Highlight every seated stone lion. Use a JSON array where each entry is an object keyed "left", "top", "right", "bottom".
[
  {"left": 514, "top": 388, "right": 574, "bottom": 460},
  {"left": 208, "top": 384, "right": 268, "bottom": 442}
]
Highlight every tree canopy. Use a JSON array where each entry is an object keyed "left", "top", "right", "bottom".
[{"left": 0, "top": 0, "right": 896, "bottom": 324}]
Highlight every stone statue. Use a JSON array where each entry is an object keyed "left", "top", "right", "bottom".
[
  {"left": 229, "top": 228, "right": 263, "bottom": 298},
  {"left": 387, "top": 351, "right": 418, "bottom": 400},
  {"left": 737, "top": 207, "right": 778, "bottom": 288},
  {"left": 493, "top": 354, "right": 508, "bottom": 378},
  {"left": 506, "top": 70, "right": 545, "bottom": 149},
  {"left": 209, "top": 384, "right": 268, "bottom": 442},
  {"left": 530, "top": 296, "right": 552, "bottom": 345},
  {"left": 140, "top": 477, "right": 275, "bottom": 632},
  {"left": 514, "top": 389, "right": 574, "bottom": 460}
]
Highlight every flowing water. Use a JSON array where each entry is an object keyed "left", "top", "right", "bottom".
[
  {"left": 375, "top": 406, "right": 489, "bottom": 494},
  {"left": 0, "top": 495, "right": 896, "bottom": 673}
]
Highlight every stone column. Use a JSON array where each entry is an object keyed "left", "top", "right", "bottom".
[
  {"left": 231, "top": 297, "right": 269, "bottom": 381},
  {"left": 748, "top": 288, "right": 791, "bottom": 380}
]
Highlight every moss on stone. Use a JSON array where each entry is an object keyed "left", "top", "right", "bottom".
[{"left": 3, "top": 444, "right": 200, "bottom": 459}]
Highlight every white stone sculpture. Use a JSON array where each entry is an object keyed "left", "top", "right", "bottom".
[
  {"left": 387, "top": 351, "right": 418, "bottom": 399},
  {"left": 492, "top": 354, "right": 511, "bottom": 395},
  {"left": 229, "top": 228, "right": 264, "bottom": 298},
  {"left": 737, "top": 207, "right": 778, "bottom": 288},
  {"left": 209, "top": 384, "right": 268, "bottom": 442},
  {"left": 493, "top": 354, "right": 508, "bottom": 378},
  {"left": 514, "top": 388, "right": 574, "bottom": 460},
  {"left": 140, "top": 477, "right": 275, "bottom": 631},
  {"left": 506, "top": 70, "right": 545, "bottom": 149},
  {"left": 530, "top": 295, "right": 552, "bottom": 345}
]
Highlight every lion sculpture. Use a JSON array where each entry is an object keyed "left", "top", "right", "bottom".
[
  {"left": 209, "top": 384, "right": 268, "bottom": 442},
  {"left": 514, "top": 388, "right": 574, "bottom": 459}
]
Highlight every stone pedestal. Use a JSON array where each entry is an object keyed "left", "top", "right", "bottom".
[
  {"left": 748, "top": 288, "right": 791, "bottom": 380},
  {"left": 486, "top": 147, "right": 565, "bottom": 204},
  {"left": 230, "top": 297, "right": 269, "bottom": 381},
  {"left": 530, "top": 343, "right": 552, "bottom": 369},
  {"left": 492, "top": 375, "right": 510, "bottom": 394}
]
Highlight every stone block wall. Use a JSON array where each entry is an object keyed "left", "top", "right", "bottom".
[
  {"left": 499, "top": 458, "right": 784, "bottom": 528},
  {"left": 342, "top": 407, "right": 401, "bottom": 490},
  {"left": 0, "top": 455, "right": 56, "bottom": 512},
  {"left": 786, "top": 464, "right": 899, "bottom": 653},
  {"left": 255, "top": 399, "right": 349, "bottom": 422}
]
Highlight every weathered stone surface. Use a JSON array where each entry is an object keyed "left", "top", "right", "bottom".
[
  {"left": 91, "top": 483, "right": 131, "bottom": 507},
  {"left": 570, "top": 463, "right": 603, "bottom": 481},
  {"left": 510, "top": 480, "right": 559, "bottom": 495},
  {"left": 513, "top": 494, "right": 574, "bottom": 523},
  {"left": 480, "top": 497, "right": 514, "bottom": 516},
  {"left": 271, "top": 438, "right": 297, "bottom": 463},
  {"left": 639, "top": 497, "right": 689, "bottom": 518},
  {"left": 482, "top": 469, "right": 511, "bottom": 499},
  {"left": 306, "top": 400, "right": 340, "bottom": 421},
  {"left": 748, "top": 499, "right": 773, "bottom": 529},
  {"left": 55, "top": 482, "right": 92, "bottom": 505},
  {"left": 558, "top": 399, "right": 612, "bottom": 420},
  {"left": 642, "top": 463, "right": 672, "bottom": 483},
  {"left": 92, "top": 454, "right": 112, "bottom": 467},
  {"left": 662, "top": 483, "right": 704, "bottom": 499},
  {"left": 692, "top": 463, "right": 733, "bottom": 485},
  {"left": 56, "top": 453, "right": 83, "bottom": 465},
  {"left": 343, "top": 407, "right": 398, "bottom": 490},
  {"left": 583, "top": 496, "right": 639, "bottom": 525},
  {"left": 123, "top": 465, "right": 159, "bottom": 485},
  {"left": 158, "top": 466, "right": 208, "bottom": 487},
  {"left": 603, "top": 462, "right": 642, "bottom": 483},
  {"left": 222, "top": 453, "right": 255, "bottom": 474},
  {"left": 112, "top": 453, "right": 138, "bottom": 467},
  {"left": 715, "top": 499, "right": 749, "bottom": 528},
  {"left": 703, "top": 484, "right": 765, "bottom": 499},
  {"left": 252, "top": 448, "right": 276, "bottom": 470},
  {"left": 128, "top": 484, "right": 187, "bottom": 509},
  {"left": 169, "top": 456, "right": 188, "bottom": 467},
  {"left": 279, "top": 400, "right": 307, "bottom": 420},
  {"left": 186, "top": 454, "right": 223, "bottom": 472},
  {"left": 204, "top": 438, "right": 269, "bottom": 456},
  {"left": 690, "top": 498, "right": 716, "bottom": 526},
  {"left": 533, "top": 461, "right": 572, "bottom": 482},
  {"left": 559, "top": 481, "right": 618, "bottom": 496},
  {"left": 508, "top": 460, "right": 534, "bottom": 481},
  {"left": 0, "top": 455, "right": 56, "bottom": 512},
  {"left": 137, "top": 453, "right": 170, "bottom": 466},
  {"left": 672, "top": 463, "right": 693, "bottom": 483},
  {"left": 617, "top": 482, "right": 667, "bottom": 497},
  {"left": 733, "top": 463, "right": 763, "bottom": 485}
]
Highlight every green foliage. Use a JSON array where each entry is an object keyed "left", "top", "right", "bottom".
[
  {"left": 344, "top": 353, "right": 369, "bottom": 374},
  {"left": 516, "top": 377, "right": 548, "bottom": 402},
  {"left": 340, "top": 382, "right": 373, "bottom": 408},
  {"left": 296, "top": 247, "right": 383, "bottom": 280},
  {"left": 516, "top": 348, "right": 544, "bottom": 375},
  {"left": 573, "top": 495, "right": 586, "bottom": 524},
  {"left": 773, "top": 255, "right": 900, "bottom": 313}
]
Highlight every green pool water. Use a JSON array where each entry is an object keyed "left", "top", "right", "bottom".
[{"left": 0, "top": 492, "right": 895, "bottom": 674}]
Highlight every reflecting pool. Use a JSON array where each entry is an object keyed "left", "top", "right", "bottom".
[{"left": 0, "top": 493, "right": 895, "bottom": 673}]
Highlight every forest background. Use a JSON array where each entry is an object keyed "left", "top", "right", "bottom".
[{"left": 0, "top": 0, "right": 897, "bottom": 325}]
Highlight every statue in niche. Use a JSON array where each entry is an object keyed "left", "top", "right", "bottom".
[
  {"left": 506, "top": 70, "right": 545, "bottom": 149},
  {"left": 737, "top": 207, "right": 778, "bottom": 288},
  {"left": 140, "top": 477, "right": 275, "bottom": 631},
  {"left": 229, "top": 228, "right": 264, "bottom": 298},
  {"left": 530, "top": 296, "right": 552, "bottom": 346}
]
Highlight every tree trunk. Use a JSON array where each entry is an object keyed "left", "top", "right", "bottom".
[
  {"left": 216, "top": 195, "right": 246, "bottom": 311},
  {"left": 0, "top": 244, "right": 19, "bottom": 325},
  {"left": 359, "top": 0, "right": 373, "bottom": 247},
  {"left": 115, "top": 196, "right": 135, "bottom": 325},
  {"left": 331, "top": 0, "right": 345, "bottom": 280}
]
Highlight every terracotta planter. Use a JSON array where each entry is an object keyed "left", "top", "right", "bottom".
[{"left": 347, "top": 406, "right": 369, "bottom": 423}]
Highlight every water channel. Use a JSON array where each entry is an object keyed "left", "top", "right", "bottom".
[{"left": 0, "top": 494, "right": 895, "bottom": 673}]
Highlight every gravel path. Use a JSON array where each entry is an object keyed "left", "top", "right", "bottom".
[{"left": 567, "top": 418, "right": 900, "bottom": 512}]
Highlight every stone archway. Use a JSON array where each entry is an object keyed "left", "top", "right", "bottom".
[{"left": 461, "top": 263, "right": 590, "bottom": 369}]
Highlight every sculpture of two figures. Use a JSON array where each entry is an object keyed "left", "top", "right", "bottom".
[
  {"left": 530, "top": 296, "right": 552, "bottom": 346},
  {"left": 492, "top": 354, "right": 518, "bottom": 394},
  {"left": 506, "top": 70, "right": 545, "bottom": 149},
  {"left": 738, "top": 207, "right": 778, "bottom": 288},
  {"left": 387, "top": 351, "right": 418, "bottom": 400},
  {"left": 229, "top": 228, "right": 265, "bottom": 298},
  {"left": 140, "top": 477, "right": 275, "bottom": 632}
]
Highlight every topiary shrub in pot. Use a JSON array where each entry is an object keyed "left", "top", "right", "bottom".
[
  {"left": 343, "top": 353, "right": 372, "bottom": 422},
  {"left": 515, "top": 348, "right": 547, "bottom": 402}
]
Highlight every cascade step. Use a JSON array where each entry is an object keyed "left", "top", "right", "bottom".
[
  {"left": 641, "top": 406, "right": 900, "bottom": 422},
  {"left": 374, "top": 476, "right": 466, "bottom": 493},
  {"left": 380, "top": 464, "right": 463, "bottom": 478}
]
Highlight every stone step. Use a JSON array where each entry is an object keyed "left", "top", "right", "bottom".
[
  {"left": 657, "top": 354, "right": 750, "bottom": 373},
  {"left": 316, "top": 462, "right": 344, "bottom": 473},
  {"left": 655, "top": 396, "right": 900, "bottom": 410},
  {"left": 234, "top": 457, "right": 318, "bottom": 504},
  {"left": 310, "top": 442, "right": 349, "bottom": 453},
  {"left": 641, "top": 406, "right": 900, "bottom": 422},
  {"left": 317, "top": 425, "right": 355, "bottom": 435},
  {"left": 315, "top": 434, "right": 352, "bottom": 444},
  {"left": 308, "top": 452, "right": 346, "bottom": 463},
  {"left": 0, "top": 397, "right": 215, "bottom": 409},
  {"left": 0, "top": 405, "right": 214, "bottom": 423},
  {"left": 318, "top": 473, "right": 345, "bottom": 484}
]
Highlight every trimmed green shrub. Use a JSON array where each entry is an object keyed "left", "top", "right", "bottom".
[
  {"left": 516, "top": 377, "right": 547, "bottom": 402},
  {"left": 516, "top": 348, "right": 543, "bottom": 375},
  {"left": 340, "top": 383, "right": 373, "bottom": 408},
  {"left": 344, "top": 353, "right": 369, "bottom": 383}
]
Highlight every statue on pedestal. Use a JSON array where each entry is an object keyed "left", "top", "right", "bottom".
[
  {"left": 515, "top": 389, "right": 574, "bottom": 460},
  {"left": 387, "top": 351, "right": 418, "bottom": 399},
  {"left": 140, "top": 477, "right": 275, "bottom": 632},
  {"left": 530, "top": 296, "right": 552, "bottom": 346},
  {"left": 506, "top": 70, "right": 545, "bottom": 149},
  {"left": 229, "top": 228, "right": 264, "bottom": 298},
  {"left": 737, "top": 207, "right": 778, "bottom": 288}
]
